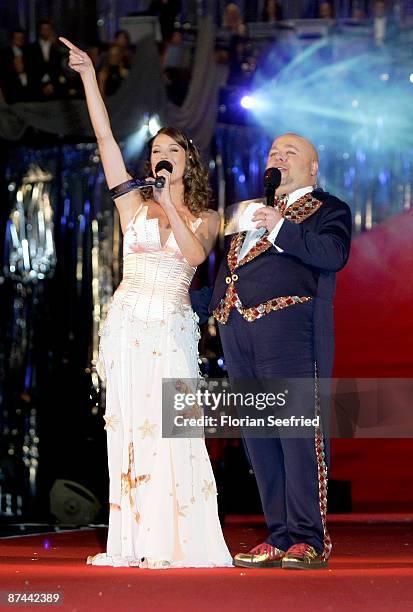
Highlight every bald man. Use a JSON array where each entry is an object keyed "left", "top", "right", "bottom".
[{"left": 210, "top": 133, "right": 352, "bottom": 569}]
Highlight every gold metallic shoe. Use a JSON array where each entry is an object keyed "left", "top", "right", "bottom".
[
  {"left": 233, "top": 542, "right": 285, "bottom": 568},
  {"left": 281, "top": 543, "right": 328, "bottom": 569}
]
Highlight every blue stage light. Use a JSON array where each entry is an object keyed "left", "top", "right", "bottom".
[
  {"left": 240, "top": 95, "right": 255, "bottom": 109},
  {"left": 124, "top": 122, "right": 149, "bottom": 159},
  {"left": 148, "top": 114, "right": 161, "bottom": 136}
]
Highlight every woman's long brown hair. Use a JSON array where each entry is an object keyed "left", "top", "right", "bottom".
[{"left": 141, "top": 126, "right": 211, "bottom": 215}]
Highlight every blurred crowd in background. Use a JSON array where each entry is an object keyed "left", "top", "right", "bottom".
[
  {"left": 0, "top": 1, "right": 403, "bottom": 106},
  {"left": 0, "top": 21, "right": 134, "bottom": 104}
]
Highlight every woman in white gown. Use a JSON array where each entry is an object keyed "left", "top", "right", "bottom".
[{"left": 60, "top": 37, "right": 232, "bottom": 569}]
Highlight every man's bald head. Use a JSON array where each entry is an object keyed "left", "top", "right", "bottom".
[
  {"left": 280, "top": 133, "right": 318, "bottom": 163},
  {"left": 267, "top": 133, "right": 319, "bottom": 195}
]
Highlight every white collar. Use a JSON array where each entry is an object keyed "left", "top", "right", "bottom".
[{"left": 284, "top": 185, "right": 314, "bottom": 208}]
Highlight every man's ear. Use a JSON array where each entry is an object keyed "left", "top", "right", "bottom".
[{"left": 310, "top": 160, "right": 318, "bottom": 177}]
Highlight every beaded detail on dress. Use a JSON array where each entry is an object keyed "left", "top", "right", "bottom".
[{"left": 113, "top": 205, "right": 202, "bottom": 322}]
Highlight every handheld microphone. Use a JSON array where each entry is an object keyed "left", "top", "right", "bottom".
[
  {"left": 154, "top": 160, "right": 173, "bottom": 188},
  {"left": 263, "top": 167, "right": 282, "bottom": 207}
]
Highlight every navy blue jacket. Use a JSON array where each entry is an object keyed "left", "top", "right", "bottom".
[{"left": 209, "top": 189, "right": 352, "bottom": 377}]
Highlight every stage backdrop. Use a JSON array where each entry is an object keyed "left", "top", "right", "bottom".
[{"left": 331, "top": 208, "right": 413, "bottom": 512}]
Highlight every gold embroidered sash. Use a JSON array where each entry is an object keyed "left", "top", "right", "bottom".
[{"left": 213, "top": 193, "right": 322, "bottom": 324}]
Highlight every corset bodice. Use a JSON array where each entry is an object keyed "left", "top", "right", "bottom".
[{"left": 113, "top": 205, "right": 202, "bottom": 321}]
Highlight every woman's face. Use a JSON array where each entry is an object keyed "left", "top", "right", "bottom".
[
  {"left": 150, "top": 133, "right": 187, "bottom": 184},
  {"left": 108, "top": 45, "right": 122, "bottom": 65},
  {"left": 116, "top": 32, "right": 130, "bottom": 47}
]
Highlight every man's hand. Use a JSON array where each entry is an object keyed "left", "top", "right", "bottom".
[{"left": 252, "top": 206, "right": 283, "bottom": 232}]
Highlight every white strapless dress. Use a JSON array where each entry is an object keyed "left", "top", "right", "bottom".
[{"left": 88, "top": 205, "right": 232, "bottom": 569}]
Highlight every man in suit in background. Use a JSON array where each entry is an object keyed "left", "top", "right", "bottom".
[
  {"left": 26, "top": 20, "right": 67, "bottom": 100},
  {"left": 1, "top": 29, "right": 27, "bottom": 66},
  {"left": 0, "top": 29, "right": 34, "bottom": 103},
  {"left": 210, "top": 133, "right": 352, "bottom": 569}
]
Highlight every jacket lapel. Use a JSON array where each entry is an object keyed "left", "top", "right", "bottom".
[{"left": 227, "top": 193, "right": 324, "bottom": 271}]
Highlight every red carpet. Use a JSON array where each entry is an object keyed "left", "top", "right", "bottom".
[{"left": 1, "top": 515, "right": 413, "bottom": 611}]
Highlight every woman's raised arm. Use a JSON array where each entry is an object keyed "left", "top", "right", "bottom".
[{"left": 59, "top": 37, "right": 141, "bottom": 232}]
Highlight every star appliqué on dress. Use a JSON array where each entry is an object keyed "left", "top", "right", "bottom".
[
  {"left": 202, "top": 480, "right": 215, "bottom": 500},
  {"left": 138, "top": 419, "right": 157, "bottom": 438},
  {"left": 177, "top": 501, "right": 188, "bottom": 517},
  {"left": 103, "top": 414, "right": 120, "bottom": 431}
]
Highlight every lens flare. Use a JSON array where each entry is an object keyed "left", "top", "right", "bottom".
[
  {"left": 240, "top": 95, "right": 255, "bottom": 109},
  {"left": 124, "top": 123, "right": 148, "bottom": 159},
  {"left": 148, "top": 115, "right": 161, "bottom": 136},
  {"left": 249, "top": 35, "right": 413, "bottom": 151}
]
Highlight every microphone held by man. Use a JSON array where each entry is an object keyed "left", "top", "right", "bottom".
[{"left": 264, "top": 167, "right": 282, "bottom": 207}]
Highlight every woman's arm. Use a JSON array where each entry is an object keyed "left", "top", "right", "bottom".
[
  {"left": 153, "top": 170, "right": 220, "bottom": 266},
  {"left": 166, "top": 206, "right": 220, "bottom": 266},
  {"left": 59, "top": 37, "right": 141, "bottom": 233}
]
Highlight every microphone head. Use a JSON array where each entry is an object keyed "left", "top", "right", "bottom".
[
  {"left": 155, "top": 160, "right": 173, "bottom": 175},
  {"left": 154, "top": 176, "right": 166, "bottom": 188},
  {"left": 263, "top": 167, "right": 282, "bottom": 191}
]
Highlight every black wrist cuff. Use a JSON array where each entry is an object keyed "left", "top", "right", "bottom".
[{"left": 109, "top": 179, "right": 142, "bottom": 200}]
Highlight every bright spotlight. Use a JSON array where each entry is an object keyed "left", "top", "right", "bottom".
[
  {"left": 409, "top": 74, "right": 413, "bottom": 84},
  {"left": 240, "top": 95, "right": 256, "bottom": 109},
  {"left": 124, "top": 122, "right": 148, "bottom": 158},
  {"left": 148, "top": 115, "right": 161, "bottom": 136}
]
